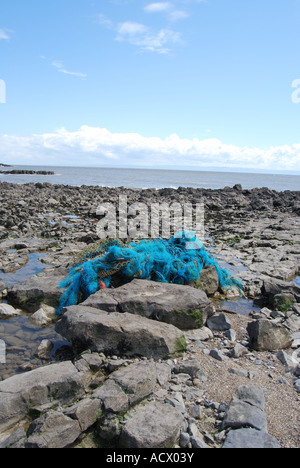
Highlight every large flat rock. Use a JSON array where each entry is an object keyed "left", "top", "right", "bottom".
[
  {"left": 81, "top": 279, "right": 215, "bottom": 330},
  {"left": 0, "top": 361, "right": 85, "bottom": 432},
  {"left": 55, "top": 305, "right": 187, "bottom": 359}
]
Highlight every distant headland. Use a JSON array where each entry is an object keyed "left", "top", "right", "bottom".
[{"left": 0, "top": 168, "right": 54, "bottom": 175}]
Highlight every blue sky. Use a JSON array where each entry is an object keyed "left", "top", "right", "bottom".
[{"left": 0, "top": 0, "right": 300, "bottom": 172}]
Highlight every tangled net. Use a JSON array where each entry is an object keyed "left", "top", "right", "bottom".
[{"left": 57, "top": 231, "right": 243, "bottom": 314}]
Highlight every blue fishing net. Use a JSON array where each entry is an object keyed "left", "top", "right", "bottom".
[{"left": 57, "top": 231, "right": 243, "bottom": 314}]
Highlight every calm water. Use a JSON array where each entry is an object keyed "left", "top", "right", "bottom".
[{"left": 0, "top": 165, "right": 299, "bottom": 191}]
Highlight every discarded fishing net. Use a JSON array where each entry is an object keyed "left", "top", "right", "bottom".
[{"left": 57, "top": 231, "right": 243, "bottom": 314}]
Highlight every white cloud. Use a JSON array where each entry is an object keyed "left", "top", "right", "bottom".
[
  {"left": 0, "top": 29, "right": 10, "bottom": 40},
  {"left": 144, "top": 2, "right": 189, "bottom": 22},
  {"left": 116, "top": 21, "right": 181, "bottom": 54},
  {"left": 51, "top": 61, "right": 87, "bottom": 78},
  {"left": 144, "top": 2, "right": 172, "bottom": 13},
  {"left": 0, "top": 126, "right": 299, "bottom": 171}
]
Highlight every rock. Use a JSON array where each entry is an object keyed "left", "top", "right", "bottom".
[
  {"left": 261, "top": 279, "right": 300, "bottom": 305},
  {"left": 184, "top": 327, "right": 213, "bottom": 342},
  {"left": 209, "top": 348, "right": 229, "bottom": 362},
  {"left": 109, "top": 361, "right": 157, "bottom": 406},
  {"left": 231, "top": 343, "right": 249, "bottom": 358},
  {"left": 173, "top": 358, "right": 208, "bottom": 381},
  {"left": 247, "top": 319, "right": 293, "bottom": 351},
  {"left": 119, "top": 400, "right": 184, "bottom": 448},
  {"left": 179, "top": 431, "right": 190, "bottom": 448},
  {"left": 196, "top": 265, "right": 219, "bottom": 296},
  {"left": 64, "top": 398, "right": 101, "bottom": 432},
  {"left": 0, "top": 427, "right": 26, "bottom": 449},
  {"left": 48, "top": 198, "right": 59, "bottom": 205},
  {"left": 225, "top": 329, "right": 237, "bottom": 341},
  {"left": 56, "top": 306, "right": 187, "bottom": 360},
  {"left": 0, "top": 361, "right": 85, "bottom": 432},
  {"left": 222, "top": 387, "right": 267, "bottom": 432},
  {"left": 207, "top": 313, "right": 231, "bottom": 331},
  {"left": 29, "top": 305, "right": 57, "bottom": 327},
  {"left": 223, "top": 428, "right": 281, "bottom": 449},
  {"left": 0, "top": 303, "right": 21, "bottom": 319},
  {"left": 82, "top": 279, "right": 215, "bottom": 330},
  {"left": 34, "top": 339, "right": 54, "bottom": 360},
  {"left": 228, "top": 367, "right": 250, "bottom": 379},
  {"left": 284, "top": 314, "right": 300, "bottom": 333},
  {"left": 276, "top": 350, "right": 299, "bottom": 371},
  {"left": 234, "top": 385, "right": 265, "bottom": 411},
  {"left": 25, "top": 411, "right": 81, "bottom": 448},
  {"left": 7, "top": 268, "right": 67, "bottom": 311},
  {"left": 93, "top": 379, "right": 129, "bottom": 413}
]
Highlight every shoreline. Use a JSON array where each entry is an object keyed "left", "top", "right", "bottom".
[{"left": 0, "top": 181, "right": 299, "bottom": 448}]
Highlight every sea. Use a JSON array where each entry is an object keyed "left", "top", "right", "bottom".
[{"left": 0, "top": 165, "right": 300, "bottom": 191}]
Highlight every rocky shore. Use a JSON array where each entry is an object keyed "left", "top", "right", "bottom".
[{"left": 0, "top": 181, "right": 299, "bottom": 449}]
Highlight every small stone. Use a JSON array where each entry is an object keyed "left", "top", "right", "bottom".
[
  {"left": 209, "top": 348, "right": 229, "bottom": 361},
  {"left": 207, "top": 313, "right": 231, "bottom": 331}
]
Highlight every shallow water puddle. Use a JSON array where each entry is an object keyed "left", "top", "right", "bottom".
[
  {"left": 293, "top": 276, "right": 300, "bottom": 287},
  {"left": 217, "top": 297, "right": 261, "bottom": 317},
  {"left": 0, "top": 314, "right": 69, "bottom": 380},
  {"left": 0, "top": 253, "right": 53, "bottom": 287},
  {"left": 0, "top": 252, "right": 70, "bottom": 380}
]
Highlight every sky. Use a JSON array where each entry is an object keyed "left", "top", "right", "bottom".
[{"left": 0, "top": 0, "right": 300, "bottom": 173}]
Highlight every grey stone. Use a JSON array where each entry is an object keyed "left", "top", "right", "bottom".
[
  {"left": 82, "top": 279, "right": 215, "bottom": 330},
  {"left": 29, "top": 305, "right": 56, "bottom": 327},
  {"left": 262, "top": 278, "right": 300, "bottom": 305},
  {"left": 228, "top": 367, "right": 250, "bottom": 379},
  {"left": 222, "top": 386, "right": 267, "bottom": 432},
  {"left": 0, "top": 303, "right": 21, "bottom": 319},
  {"left": 234, "top": 385, "right": 265, "bottom": 411},
  {"left": 34, "top": 339, "right": 54, "bottom": 360},
  {"left": 119, "top": 401, "right": 184, "bottom": 448},
  {"left": 174, "top": 358, "right": 208, "bottom": 381},
  {"left": 223, "top": 428, "right": 281, "bottom": 449},
  {"left": 7, "top": 268, "right": 67, "bottom": 311},
  {"left": 155, "top": 362, "right": 172, "bottom": 386},
  {"left": 0, "top": 427, "right": 26, "bottom": 449},
  {"left": 207, "top": 313, "right": 231, "bottom": 331},
  {"left": 184, "top": 327, "right": 213, "bottom": 342},
  {"left": 247, "top": 319, "right": 293, "bottom": 351},
  {"left": 55, "top": 306, "right": 187, "bottom": 360},
  {"left": 0, "top": 361, "right": 85, "bottom": 431},
  {"left": 92, "top": 379, "right": 129, "bottom": 413},
  {"left": 231, "top": 343, "right": 248, "bottom": 358},
  {"left": 276, "top": 350, "right": 299, "bottom": 371},
  {"left": 196, "top": 265, "right": 219, "bottom": 296},
  {"left": 222, "top": 400, "right": 267, "bottom": 431},
  {"left": 25, "top": 411, "right": 81, "bottom": 448},
  {"left": 109, "top": 361, "right": 157, "bottom": 406},
  {"left": 64, "top": 398, "right": 101, "bottom": 431},
  {"left": 209, "top": 348, "right": 229, "bottom": 361},
  {"left": 179, "top": 432, "right": 190, "bottom": 448}
]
